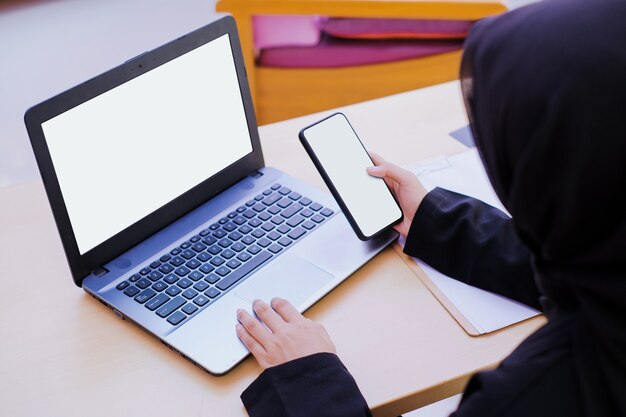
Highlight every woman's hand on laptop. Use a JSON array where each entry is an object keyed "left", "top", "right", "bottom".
[
  {"left": 236, "top": 298, "right": 337, "bottom": 369},
  {"left": 367, "top": 153, "right": 428, "bottom": 238}
]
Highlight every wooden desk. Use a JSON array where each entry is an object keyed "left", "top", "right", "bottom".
[{"left": 0, "top": 82, "right": 544, "bottom": 417}]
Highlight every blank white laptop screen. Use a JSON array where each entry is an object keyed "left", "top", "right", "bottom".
[{"left": 41, "top": 34, "right": 253, "bottom": 255}]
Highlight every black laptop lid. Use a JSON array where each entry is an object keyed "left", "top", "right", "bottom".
[{"left": 24, "top": 17, "right": 263, "bottom": 286}]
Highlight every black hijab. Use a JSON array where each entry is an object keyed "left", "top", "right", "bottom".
[{"left": 461, "top": 0, "right": 626, "bottom": 414}]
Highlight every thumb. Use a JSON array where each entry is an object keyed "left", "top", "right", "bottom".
[{"left": 367, "top": 162, "right": 413, "bottom": 185}]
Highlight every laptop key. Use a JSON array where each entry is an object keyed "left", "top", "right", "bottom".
[
  {"left": 190, "top": 235, "right": 201, "bottom": 243},
  {"left": 277, "top": 186, "right": 291, "bottom": 196},
  {"left": 213, "top": 229, "right": 227, "bottom": 238},
  {"left": 216, "top": 266, "right": 231, "bottom": 277},
  {"left": 193, "top": 295, "right": 210, "bottom": 307},
  {"left": 277, "top": 224, "right": 290, "bottom": 234},
  {"left": 280, "top": 204, "right": 302, "bottom": 219},
  {"left": 199, "top": 264, "right": 215, "bottom": 274},
  {"left": 166, "top": 286, "right": 181, "bottom": 296},
  {"left": 152, "top": 281, "right": 167, "bottom": 292},
  {"left": 245, "top": 200, "right": 256, "bottom": 207},
  {"left": 312, "top": 214, "right": 325, "bottom": 223},
  {"left": 262, "top": 193, "right": 281, "bottom": 206},
  {"left": 163, "top": 274, "right": 178, "bottom": 284},
  {"left": 271, "top": 216, "right": 285, "bottom": 225},
  {"left": 228, "top": 211, "right": 238, "bottom": 218},
  {"left": 262, "top": 189, "right": 272, "bottom": 196},
  {"left": 146, "top": 293, "right": 171, "bottom": 311},
  {"left": 257, "top": 237, "right": 271, "bottom": 248},
  {"left": 300, "top": 208, "right": 314, "bottom": 218},
  {"left": 210, "top": 222, "right": 220, "bottom": 230},
  {"left": 215, "top": 251, "right": 273, "bottom": 291},
  {"left": 228, "top": 231, "right": 243, "bottom": 241},
  {"left": 193, "top": 281, "right": 209, "bottom": 292},
  {"left": 170, "top": 247, "right": 181, "bottom": 256},
  {"left": 208, "top": 245, "right": 222, "bottom": 255},
  {"left": 261, "top": 222, "right": 274, "bottom": 232},
  {"left": 116, "top": 281, "right": 130, "bottom": 290},
  {"left": 205, "top": 287, "right": 221, "bottom": 298},
  {"left": 247, "top": 245, "right": 262, "bottom": 254},
  {"left": 233, "top": 216, "right": 246, "bottom": 225},
  {"left": 159, "top": 264, "right": 174, "bottom": 274},
  {"left": 135, "top": 289, "right": 156, "bottom": 304},
  {"left": 223, "top": 222, "right": 237, "bottom": 232},
  {"left": 278, "top": 237, "right": 292, "bottom": 247},
  {"left": 277, "top": 198, "right": 292, "bottom": 209},
  {"left": 258, "top": 212, "right": 271, "bottom": 221},
  {"left": 140, "top": 267, "right": 151, "bottom": 275},
  {"left": 129, "top": 273, "right": 141, "bottom": 282},
  {"left": 268, "top": 206, "right": 281, "bottom": 215},
  {"left": 167, "top": 311, "right": 186, "bottom": 325},
  {"left": 302, "top": 221, "right": 316, "bottom": 230},
  {"left": 202, "top": 236, "right": 217, "bottom": 245},
  {"left": 149, "top": 260, "right": 161, "bottom": 269},
  {"left": 251, "top": 229, "right": 265, "bottom": 238},
  {"left": 252, "top": 203, "right": 265, "bottom": 213},
  {"left": 310, "top": 202, "right": 322, "bottom": 211},
  {"left": 199, "top": 229, "right": 211, "bottom": 237},
  {"left": 182, "top": 289, "right": 198, "bottom": 300},
  {"left": 268, "top": 244, "right": 283, "bottom": 254},
  {"left": 249, "top": 218, "right": 262, "bottom": 227},
  {"left": 124, "top": 286, "right": 140, "bottom": 297},
  {"left": 218, "top": 238, "right": 233, "bottom": 248},
  {"left": 175, "top": 266, "right": 191, "bottom": 277},
  {"left": 192, "top": 243, "right": 207, "bottom": 252},
  {"left": 321, "top": 208, "right": 334, "bottom": 217},
  {"left": 180, "top": 241, "right": 191, "bottom": 249},
  {"left": 222, "top": 249, "right": 236, "bottom": 259},
  {"left": 287, "top": 215, "right": 305, "bottom": 228},
  {"left": 242, "top": 235, "right": 255, "bottom": 245},
  {"left": 210, "top": 256, "right": 225, "bottom": 266},
  {"left": 197, "top": 252, "right": 211, "bottom": 262},
  {"left": 267, "top": 231, "right": 281, "bottom": 241},
  {"left": 271, "top": 183, "right": 281, "bottom": 190},
  {"left": 156, "top": 296, "right": 185, "bottom": 317},
  {"left": 204, "top": 273, "right": 220, "bottom": 284},
  {"left": 243, "top": 209, "right": 256, "bottom": 219},
  {"left": 288, "top": 227, "right": 306, "bottom": 240},
  {"left": 136, "top": 278, "right": 151, "bottom": 289},
  {"left": 239, "top": 224, "right": 253, "bottom": 234},
  {"left": 227, "top": 259, "right": 241, "bottom": 269},
  {"left": 236, "top": 206, "right": 246, "bottom": 213},
  {"left": 160, "top": 254, "right": 172, "bottom": 262},
  {"left": 189, "top": 271, "right": 203, "bottom": 281},
  {"left": 237, "top": 252, "right": 252, "bottom": 262},
  {"left": 254, "top": 194, "right": 264, "bottom": 201},
  {"left": 181, "top": 249, "right": 195, "bottom": 259},
  {"left": 185, "top": 259, "right": 201, "bottom": 269},
  {"left": 288, "top": 192, "right": 302, "bottom": 201},
  {"left": 231, "top": 242, "right": 245, "bottom": 252},
  {"left": 148, "top": 271, "right": 163, "bottom": 282},
  {"left": 299, "top": 197, "right": 312, "bottom": 206},
  {"left": 182, "top": 303, "right": 198, "bottom": 315},
  {"left": 177, "top": 278, "right": 192, "bottom": 289},
  {"left": 170, "top": 256, "right": 184, "bottom": 267},
  {"left": 219, "top": 217, "right": 229, "bottom": 224}
]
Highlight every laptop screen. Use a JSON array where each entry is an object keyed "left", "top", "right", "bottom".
[{"left": 41, "top": 34, "right": 253, "bottom": 255}]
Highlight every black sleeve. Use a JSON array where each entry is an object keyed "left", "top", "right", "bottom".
[
  {"left": 241, "top": 352, "right": 372, "bottom": 417},
  {"left": 404, "top": 187, "right": 541, "bottom": 310}
]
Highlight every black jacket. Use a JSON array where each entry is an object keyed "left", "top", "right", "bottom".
[{"left": 241, "top": 188, "right": 585, "bottom": 417}]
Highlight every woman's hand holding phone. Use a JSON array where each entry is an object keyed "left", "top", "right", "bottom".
[{"left": 367, "top": 153, "right": 428, "bottom": 238}]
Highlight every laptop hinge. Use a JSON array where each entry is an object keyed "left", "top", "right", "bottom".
[
  {"left": 92, "top": 267, "right": 109, "bottom": 277},
  {"left": 249, "top": 170, "right": 263, "bottom": 179}
]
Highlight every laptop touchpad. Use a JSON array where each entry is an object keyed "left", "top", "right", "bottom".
[{"left": 236, "top": 254, "right": 335, "bottom": 307}]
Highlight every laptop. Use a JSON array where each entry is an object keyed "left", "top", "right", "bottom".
[{"left": 24, "top": 16, "right": 396, "bottom": 375}]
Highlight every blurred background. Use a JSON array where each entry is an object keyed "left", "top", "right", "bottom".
[{"left": 0, "top": 0, "right": 537, "bottom": 187}]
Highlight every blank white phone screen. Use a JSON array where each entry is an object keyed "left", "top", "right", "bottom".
[{"left": 303, "top": 114, "right": 402, "bottom": 238}]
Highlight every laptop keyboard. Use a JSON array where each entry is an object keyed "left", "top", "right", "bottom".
[{"left": 114, "top": 183, "right": 335, "bottom": 326}]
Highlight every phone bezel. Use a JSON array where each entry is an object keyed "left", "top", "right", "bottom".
[{"left": 299, "top": 112, "right": 403, "bottom": 241}]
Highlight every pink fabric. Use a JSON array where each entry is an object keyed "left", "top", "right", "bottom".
[
  {"left": 322, "top": 18, "right": 473, "bottom": 40},
  {"left": 258, "top": 37, "right": 462, "bottom": 68},
  {"left": 253, "top": 16, "right": 323, "bottom": 50}
]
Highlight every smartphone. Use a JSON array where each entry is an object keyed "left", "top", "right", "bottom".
[{"left": 299, "top": 112, "right": 403, "bottom": 240}]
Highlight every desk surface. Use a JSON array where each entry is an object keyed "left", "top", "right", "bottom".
[{"left": 0, "top": 82, "right": 545, "bottom": 417}]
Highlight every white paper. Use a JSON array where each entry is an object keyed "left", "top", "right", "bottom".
[{"left": 405, "top": 148, "right": 539, "bottom": 334}]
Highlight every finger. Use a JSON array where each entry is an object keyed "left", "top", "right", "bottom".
[
  {"left": 237, "top": 308, "right": 273, "bottom": 348},
  {"left": 369, "top": 152, "right": 387, "bottom": 166},
  {"left": 236, "top": 323, "right": 266, "bottom": 357},
  {"left": 367, "top": 162, "right": 414, "bottom": 185},
  {"left": 271, "top": 297, "right": 304, "bottom": 323},
  {"left": 252, "top": 299, "right": 286, "bottom": 333}
]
